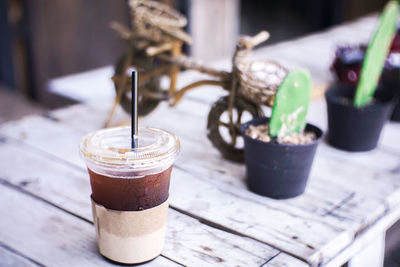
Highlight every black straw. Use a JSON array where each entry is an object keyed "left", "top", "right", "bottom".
[{"left": 131, "top": 71, "right": 138, "bottom": 149}]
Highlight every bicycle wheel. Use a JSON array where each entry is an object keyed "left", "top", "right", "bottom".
[
  {"left": 113, "top": 50, "right": 163, "bottom": 116},
  {"left": 207, "top": 96, "right": 264, "bottom": 162}
]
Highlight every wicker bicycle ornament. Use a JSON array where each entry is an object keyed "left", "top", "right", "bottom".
[{"left": 109, "top": 0, "right": 288, "bottom": 162}]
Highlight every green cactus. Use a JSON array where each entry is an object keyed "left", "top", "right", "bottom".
[
  {"left": 269, "top": 69, "right": 312, "bottom": 137},
  {"left": 354, "top": 0, "right": 399, "bottom": 107}
]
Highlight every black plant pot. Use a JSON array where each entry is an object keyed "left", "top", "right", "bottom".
[
  {"left": 240, "top": 117, "right": 323, "bottom": 199},
  {"left": 325, "top": 84, "right": 395, "bottom": 152},
  {"left": 389, "top": 97, "right": 400, "bottom": 121},
  {"left": 381, "top": 71, "right": 400, "bottom": 121}
]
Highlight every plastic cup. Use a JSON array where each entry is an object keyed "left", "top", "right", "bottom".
[{"left": 80, "top": 126, "right": 180, "bottom": 264}]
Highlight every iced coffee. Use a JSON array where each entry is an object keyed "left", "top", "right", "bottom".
[{"left": 80, "top": 126, "right": 179, "bottom": 264}]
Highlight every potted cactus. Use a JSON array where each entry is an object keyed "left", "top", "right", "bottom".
[
  {"left": 326, "top": 0, "right": 399, "bottom": 152},
  {"left": 240, "top": 70, "right": 323, "bottom": 199},
  {"left": 331, "top": 44, "right": 400, "bottom": 122}
]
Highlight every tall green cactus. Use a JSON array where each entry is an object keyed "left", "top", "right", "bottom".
[
  {"left": 354, "top": 1, "right": 399, "bottom": 107},
  {"left": 269, "top": 70, "right": 312, "bottom": 137}
]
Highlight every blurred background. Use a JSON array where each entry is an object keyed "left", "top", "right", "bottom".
[{"left": 0, "top": 0, "right": 387, "bottom": 115}]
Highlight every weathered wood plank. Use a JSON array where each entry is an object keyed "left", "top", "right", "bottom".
[
  {"left": 0, "top": 138, "right": 284, "bottom": 266},
  {"left": 381, "top": 122, "right": 400, "bottom": 154},
  {"left": 0, "top": 135, "right": 92, "bottom": 220},
  {"left": 264, "top": 253, "right": 309, "bottom": 267},
  {"left": 347, "top": 233, "right": 385, "bottom": 267},
  {"left": 325, "top": 206, "right": 400, "bottom": 267},
  {"left": 166, "top": 210, "right": 278, "bottom": 266},
  {"left": 313, "top": 151, "right": 400, "bottom": 209},
  {"left": 324, "top": 193, "right": 387, "bottom": 234},
  {"left": 0, "top": 182, "right": 178, "bottom": 267},
  {"left": 317, "top": 143, "right": 400, "bottom": 174},
  {"left": 170, "top": 165, "right": 355, "bottom": 266},
  {"left": 48, "top": 102, "right": 128, "bottom": 133},
  {"left": 0, "top": 245, "right": 39, "bottom": 267},
  {"left": 0, "top": 115, "right": 86, "bottom": 169}
]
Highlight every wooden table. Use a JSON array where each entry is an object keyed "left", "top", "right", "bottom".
[{"left": 1, "top": 14, "right": 400, "bottom": 267}]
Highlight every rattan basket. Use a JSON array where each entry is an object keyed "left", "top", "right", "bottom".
[{"left": 237, "top": 60, "right": 288, "bottom": 106}]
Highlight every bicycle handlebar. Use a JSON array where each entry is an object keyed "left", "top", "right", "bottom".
[
  {"left": 240, "top": 31, "right": 270, "bottom": 49},
  {"left": 249, "top": 31, "right": 270, "bottom": 47}
]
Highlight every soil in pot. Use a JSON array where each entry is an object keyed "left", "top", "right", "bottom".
[{"left": 245, "top": 123, "right": 316, "bottom": 145}]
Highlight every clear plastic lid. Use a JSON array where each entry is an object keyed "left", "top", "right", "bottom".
[{"left": 80, "top": 126, "right": 180, "bottom": 177}]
